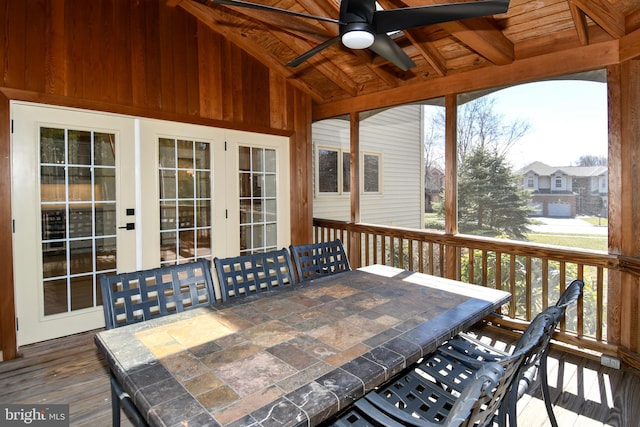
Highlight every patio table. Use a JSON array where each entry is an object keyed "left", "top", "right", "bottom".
[{"left": 94, "top": 264, "right": 510, "bottom": 427}]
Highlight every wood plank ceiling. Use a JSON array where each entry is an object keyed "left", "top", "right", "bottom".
[{"left": 172, "top": 0, "right": 640, "bottom": 106}]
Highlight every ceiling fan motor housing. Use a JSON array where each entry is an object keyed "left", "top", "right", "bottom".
[{"left": 340, "top": 22, "right": 375, "bottom": 49}]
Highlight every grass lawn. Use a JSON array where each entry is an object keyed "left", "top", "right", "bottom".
[
  {"left": 425, "top": 213, "right": 608, "bottom": 251},
  {"left": 525, "top": 232, "right": 607, "bottom": 251}
]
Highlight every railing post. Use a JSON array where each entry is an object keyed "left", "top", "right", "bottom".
[{"left": 444, "top": 94, "right": 458, "bottom": 280}]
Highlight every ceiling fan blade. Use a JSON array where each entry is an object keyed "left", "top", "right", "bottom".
[
  {"left": 369, "top": 34, "right": 416, "bottom": 71},
  {"left": 373, "top": 0, "right": 510, "bottom": 34},
  {"left": 212, "top": 0, "right": 342, "bottom": 24},
  {"left": 287, "top": 35, "right": 342, "bottom": 67}
]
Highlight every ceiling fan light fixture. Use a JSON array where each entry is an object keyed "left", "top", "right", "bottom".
[{"left": 342, "top": 30, "right": 374, "bottom": 49}]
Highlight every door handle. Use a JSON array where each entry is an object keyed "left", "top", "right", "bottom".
[{"left": 118, "top": 223, "right": 135, "bottom": 230}]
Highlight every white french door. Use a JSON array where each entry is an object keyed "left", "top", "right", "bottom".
[
  {"left": 11, "top": 103, "right": 290, "bottom": 346},
  {"left": 11, "top": 102, "right": 136, "bottom": 345}
]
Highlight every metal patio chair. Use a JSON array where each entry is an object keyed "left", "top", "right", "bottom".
[
  {"left": 213, "top": 248, "right": 296, "bottom": 301},
  {"left": 328, "top": 362, "right": 505, "bottom": 427},
  {"left": 328, "top": 311, "right": 551, "bottom": 427},
  {"left": 99, "top": 259, "right": 217, "bottom": 427},
  {"left": 289, "top": 239, "right": 351, "bottom": 282},
  {"left": 425, "top": 279, "right": 584, "bottom": 427}
]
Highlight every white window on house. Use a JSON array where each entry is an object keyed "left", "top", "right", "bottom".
[
  {"left": 555, "top": 176, "right": 563, "bottom": 188},
  {"left": 316, "top": 147, "right": 381, "bottom": 195},
  {"left": 527, "top": 177, "right": 534, "bottom": 188},
  {"left": 342, "top": 151, "right": 350, "bottom": 193},
  {"left": 363, "top": 153, "right": 381, "bottom": 193},
  {"left": 317, "top": 147, "right": 350, "bottom": 195},
  {"left": 318, "top": 148, "right": 339, "bottom": 193}
]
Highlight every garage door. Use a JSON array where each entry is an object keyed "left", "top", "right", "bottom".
[{"left": 548, "top": 202, "right": 571, "bottom": 217}]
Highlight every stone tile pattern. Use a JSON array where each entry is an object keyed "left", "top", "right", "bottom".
[{"left": 95, "top": 265, "right": 510, "bottom": 427}]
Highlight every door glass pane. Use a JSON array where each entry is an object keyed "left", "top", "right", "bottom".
[
  {"left": 239, "top": 146, "right": 277, "bottom": 255},
  {"left": 159, "top": 138, "right": 213, "bottom": 265},
  {"left": 40, "top": 127, "right": 116, "bottom": 317}
]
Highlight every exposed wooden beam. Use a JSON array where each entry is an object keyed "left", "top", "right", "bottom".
[
  {"left": 404, "top": 32, "right": 447, "bottom": 77},
  {"left": 201, "top": 0, "right": 333, "bottom": 43},
  {"left": 620, "top": 27, "right": 640, "bottom": 61},
  {"left": 174, "top": 0, "right": 327, "bottom": 102},
  {"left": 438, "top": 18, "right": 514, "bottom": 65},
  {"left": 570, "top": 0, "right": 626, "bottom": 39},
  {"left": 313, "top": 39, "right": 619, "bottom": 120},
  {"left": 375, "top": 0, "right": 447, "bottom": 76},
  {"left": 569, "top": 1, "right": 590, "bottom": 45},
  {"left": 398, "top": 0, "right": 513, "bottom": 65},
  {"left": 275, "top": 36, "right": 360, "bottom": 96}
]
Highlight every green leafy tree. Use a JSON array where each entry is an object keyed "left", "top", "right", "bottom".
[{"left": 458, "top": 147, "right": 531, "bottom": 239}]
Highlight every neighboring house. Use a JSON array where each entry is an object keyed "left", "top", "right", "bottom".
[
  {"left": 312, "top": 105, "right": 424, "bottom": 229},
  {"left": 517, "top": 161, "right": 608, "bottom": 218},
  {"left": 425, "top": 166, "right": 444, "bottom": 212}
]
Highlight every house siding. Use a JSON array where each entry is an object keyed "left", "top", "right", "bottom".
[{"left": 312, "top": 105, "right": 424, "bottom": 229}]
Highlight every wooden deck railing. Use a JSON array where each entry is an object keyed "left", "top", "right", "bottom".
[{"left": 313, "top": 218, "right": 625, "bottom": 357}]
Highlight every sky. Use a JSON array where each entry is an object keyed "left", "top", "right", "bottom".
[{"left": 490, "top": 79, "right": 608, "bottom": 169}]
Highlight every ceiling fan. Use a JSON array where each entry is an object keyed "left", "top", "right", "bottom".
[{"left": 211, "top": 0, "right": 510, "bottom": 71}]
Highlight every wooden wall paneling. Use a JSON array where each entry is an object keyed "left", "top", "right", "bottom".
[
  {"left": 0, "top": 93, "right": 17, "bottom": 360},
  {"left": 88, "top": 0, "right": 113, "bottom": 102},
  {"left": 197, "top": 22, "right": 225, "bottom": 121},
  {"left": 241, "top": 51, "right": 270, "bottom": 128},
  {"left": 24, "top": 0, "right": 47, "bottom": 93},
  {"left": 159, "top": 3, "right": 178, "bottom": 113},
  {"left": 229, "top": 42, "right": 244, "bottom": 122},
  {"left": 4, "top": 0, "right": 26, "bottom": 88},
  {"left": 44, "top": 0, "right": 66, "bottom": 96},
  {"left": 112, "top": 0, "right": 133, "bottom": 105},
  {"left": 64, "top": 1, "right": 87, "bottom": 98},
  {"left": 130, "top": 0, "right": 162, "bottom": 110},
  {"left": 221, "top": 39, "right": 237, "bottom": 122},
  {"left": 184, "top": 10, "right": 200, "bottom": 117},
  {"left": 269, "top": 73, "right": 290, "bottom": 130}
]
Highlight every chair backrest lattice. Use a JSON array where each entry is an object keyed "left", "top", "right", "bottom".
[
  {"left": 289, "top": 239, "right": 350, "bottom": 282},
  {"left": 403, "top": 311, "right": 553, "bottom": 427},
  {"left": 100, "top": 259, "right": 216, "bottom": 330},
  {"left": 214, "top": 248, "right": 296, "bottom": 302}
]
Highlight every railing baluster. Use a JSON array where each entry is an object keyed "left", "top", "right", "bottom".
[
  {"left": 597, "top": 266, "right": 604, "bottom": 341},
  {"left": 482, "top": 250, "right": 488, "bottom": 287},
  {"left": 542, "top": 259, "right": 549, "bottom": 310},
  {"left": 578, "top": 264, "right": 585, "bottom": 338},
  {"left": 509, "top": 254, "right": 516, "bottom": 318}
]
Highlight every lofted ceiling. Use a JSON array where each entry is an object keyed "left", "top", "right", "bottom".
[{"left": 172, "top": 0, "right": 640, "bottom": 108}]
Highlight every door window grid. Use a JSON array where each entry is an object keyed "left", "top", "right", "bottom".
[
  {"left": 159, "top": 138, "right": 213, "bottom": 266},
  {"left": 40, "top": 127, "right": 117, "bottom": 316},
  {"left": 239, "top": 146, "right": 277, "bottom": 255}
]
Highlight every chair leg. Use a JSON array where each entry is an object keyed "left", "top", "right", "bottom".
[
  {"left": 110, "top": 376, "right": 122, "bottom": 427},
  {"left": 110, "top": 373, "right": 147, "bottom": 427},
  {"left": 540, "top": 355, "right": 559, "bottom": 427}
]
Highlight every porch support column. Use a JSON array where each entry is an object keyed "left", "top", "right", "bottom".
[
  {"left": 444, "top": 94, "right": 459, "bottom": 279},
  {"left": 349, "top": 112, "right": 361, "bottom": 268},
  {"left": 608, "top": 59, "right": 640, "bottom": 365}
]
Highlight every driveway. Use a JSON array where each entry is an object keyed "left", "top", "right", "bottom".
[{"left": 527, "top": 217, "right": 608, "bottom": 235}]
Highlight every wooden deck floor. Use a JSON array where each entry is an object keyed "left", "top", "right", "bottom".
[{"left": 1, "top": 328, "right": 639, "bottom": 427}]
